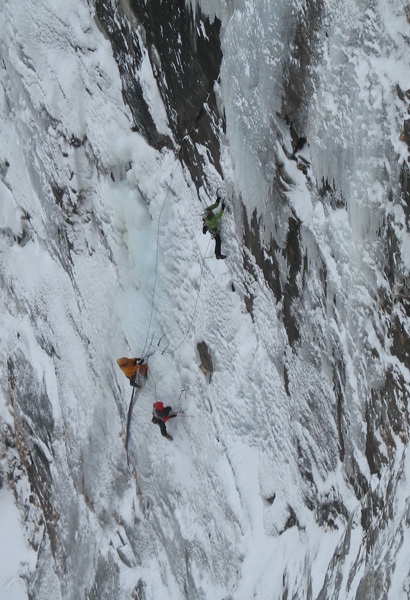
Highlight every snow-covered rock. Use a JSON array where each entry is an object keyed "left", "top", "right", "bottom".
[{"left": 1, "top": 0, "right": 410, "bottom": 598}]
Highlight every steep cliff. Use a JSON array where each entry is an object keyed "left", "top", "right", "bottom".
[{"left": 1, "top": 1, "right": 410, "bottom": 599}]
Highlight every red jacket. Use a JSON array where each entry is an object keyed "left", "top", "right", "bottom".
[{"left": 153, "top": 402, "right": 172, "bottom": 421}]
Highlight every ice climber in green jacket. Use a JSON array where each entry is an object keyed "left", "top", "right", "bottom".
[{"left": 202, "top": 195, "right": 226, "bottom": 259}]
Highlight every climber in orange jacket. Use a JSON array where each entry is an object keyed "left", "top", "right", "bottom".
[{"left": 117, "top": 357, "right": 148, "bottom": 386}]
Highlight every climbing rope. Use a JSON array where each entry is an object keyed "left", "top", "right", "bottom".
[
  {"left": 139, "top": 156, "right": 181, "bottom": 359},
  {"left": 125, "top": 154, "right": 182, "bottom": 466},
  {"left": 125, "top": 384, "right": 140, "bottom": 461},
  {"left": 125, "top": 135, "right": 222, "bottom": 463},
  {"left": 138, "top": 127, "right": 224, "bottom": 360},
  {"left": 139, "top": 151, "right": 214, "bottom": 359},
  {"left": 163, "top": 235, "right": 212, "bottom": 354}
]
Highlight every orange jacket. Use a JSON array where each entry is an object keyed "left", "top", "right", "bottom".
[{"left": 117, "top": 357, "right": 146, "bottom": 378}]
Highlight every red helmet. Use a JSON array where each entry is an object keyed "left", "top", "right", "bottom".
[{"left": 153, "top": 401, "right": 164, "bottom": 410}]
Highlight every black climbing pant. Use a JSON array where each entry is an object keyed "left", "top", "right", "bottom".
[
  {"left": 152, "top": 416, "right": 169, "bottom": 437},
  {"left": 158, "top": 420, "right": 169, "bottom": 437},
  {"left": 213, "top": 232, "right": 225, "bottom": 259}
]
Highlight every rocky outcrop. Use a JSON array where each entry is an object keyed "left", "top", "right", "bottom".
[{"left": 95, "top": 0, "right": 224, "bottom": 190}]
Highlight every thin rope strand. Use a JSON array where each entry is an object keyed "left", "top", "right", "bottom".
[
  {"left": 167, "top": 236, "right": 212, "bottom": 353},
  {"left": 140, "top": 159, "right": 180, "bottom": 358}
]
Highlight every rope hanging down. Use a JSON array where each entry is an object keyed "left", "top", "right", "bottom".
[
  {"left": 139, "top": 131, "right": 211, "bottom": 359},
  {"left": 126, "top": 132, "right": 217, "bottom": 460},
  {"left": 139, "top": 157, "right": 181, "bottom": 360},
  {"left": 125, "top": 384, "right": 139, "bottom": 462},
  {"left": 161, "top": 235, "right": 211, "bottom": 355},
  {"left": 140, "top": 152, "right": 211, "bottom": 358},
  {"left": 125, "top": 154, "right": 181, "bottom": 464}
]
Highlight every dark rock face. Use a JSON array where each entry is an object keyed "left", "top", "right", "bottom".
[
  {"left": 95, "top": 1, "right": 167, "bottom": 151},
  {"left": 95, "top": 0, "right": 224, "bottom": 190},
  {"left": 281, "top": 0, "right": 325, "bottom": 147},
  {"left": 8, "top": 352, "right": 54, "bottom": 449},
  {"left": 242, "top": 205, "right": 302, "bottom": 347},
  {"left": 128, "top": 0, "right": 223, "bottom": 188},
  {"left": 7, "top": 353, "right": 64, "bottom": 577}
]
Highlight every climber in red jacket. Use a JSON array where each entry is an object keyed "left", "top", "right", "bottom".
[{"left": 151, "top": 401, "right": 177, "bottom": 441}]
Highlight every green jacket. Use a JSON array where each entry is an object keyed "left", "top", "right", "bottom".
[{"left": 204, "top": 200, "right": 224, "bottom": 232}]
